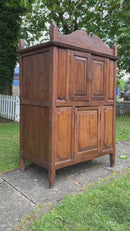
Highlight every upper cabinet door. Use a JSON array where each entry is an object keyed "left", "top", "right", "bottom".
[
  {"left": 91, "top": 56, "right": 109, "bottom": 101},
  {"left": 70, "top": 51, "right": 91, "bottom": 101}
]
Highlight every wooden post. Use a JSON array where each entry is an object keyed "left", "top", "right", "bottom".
[
  {"left": 109, "top": 42, "right": 117, "bottom": 168},
  {"left": 19, "top": 38, "right": 25, "bottom": 172},
  {"left": 19, "top": 39, "right": 24, "bottom": 50},
  {"left": 112, "top": 43, "right": 117, "bottom": 56}
]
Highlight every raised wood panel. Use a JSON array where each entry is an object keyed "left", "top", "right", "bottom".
[
  {"left": 108, "top": 61, "right": 114, "bottom": 100},
  {"left": 75, "top": 107, "right": 100, "bottom": 156},
  {"left": 91, "top": 56, "right": 108, "bottom": 100},
  {"left": 57, "top": 49, "right": 67, "bottom": 100},
  {"left": 70, "top": 52, "right": 90, "bottom": 100},
  {"left": 22, "top": 105, "right": 49, "bottom": 161},
  {"left": 56, "top": 107, "right": 72, "bottom": 162},
  {"left": 74, "top": 56, "right": 87, "bottom": 95},
  {"left": 102, "top": 106, "right": 113, "bottom": 150},
  {"left": 22, "top": 51, "right": 50, "bottom": 101},
  {"left": 92, "top": 60, "right": 103, "bottom": 95}
]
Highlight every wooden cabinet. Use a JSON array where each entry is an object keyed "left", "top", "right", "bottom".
[{"left": 19, "top": 20, "right": 118, "bottom": 188}]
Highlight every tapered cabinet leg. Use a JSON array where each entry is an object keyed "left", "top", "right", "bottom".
[
  {"left": 109, "top": 153, "right": 115, "bottom": 167},
  {"left": 20, "top": 157, "right": 25, "bottom": 171},
  {"left": 48, "top": 166, "right": 55, "bottom": 189}
]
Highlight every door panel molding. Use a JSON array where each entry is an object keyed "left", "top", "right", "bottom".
[
  {"left": 70, "top": 51, "right": 91, "bottom": 101},
  {"left": 75, "top": 106, "right": 100, "bottom": 157}
]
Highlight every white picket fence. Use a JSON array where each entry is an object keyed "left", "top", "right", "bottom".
[{"left": 0, "top": 94, "right": 20, "bottom": 122}]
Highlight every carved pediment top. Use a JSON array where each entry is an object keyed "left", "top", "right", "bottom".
[{"left": 50, "top": 20, "right": 113, "bottom": 55}]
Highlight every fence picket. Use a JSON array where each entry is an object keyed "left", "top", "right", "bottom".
[{"left": 0, "top": 94, "right": 20, "bottom": 122}]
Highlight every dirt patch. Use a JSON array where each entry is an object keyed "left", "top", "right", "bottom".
[{"left": 0, "top": 116, "right": 14, "bottom": 124}]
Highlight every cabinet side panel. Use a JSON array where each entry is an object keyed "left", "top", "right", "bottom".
[
  {"left": 57, "top": 49, "right": 67, "bottom": 100},
  {"left": 22, "top": 105, "right": 49, "bottom": 162},
  {"left": 22, "top": 51, "right": 50, "bottom": 102},
  {"left": 56, "top": 107, "right": 72, "bottom": 162},
  {"left": 103, "top": 106, "right": 113, "bottom": 150}
]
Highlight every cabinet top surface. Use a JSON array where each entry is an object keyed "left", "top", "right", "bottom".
[{"left": 19, "top": 20, "right": 119, "bottom": 60}]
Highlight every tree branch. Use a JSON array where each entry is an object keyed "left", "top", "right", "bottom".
[{"left": 68, "top": 0, "right": 82, "bottom": 26}]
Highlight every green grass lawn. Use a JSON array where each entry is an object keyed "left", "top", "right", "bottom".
[
  {"left": 0, "top": 115, "right": 130, "bottom": 173},
  {"left": 19, "top": 168, "right": 130, "bottom": 231},
  {"left": 0, "top": 123, "right": 20, "bottom": 173},
  {"left": 0, "top": 116, "right": 130, "bottom": 230},
  {"left": 116, "top": 115, "right": 130, "bottom": 142}
]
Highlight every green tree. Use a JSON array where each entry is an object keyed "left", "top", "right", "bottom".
[
  {"left": 21, "top": 0, "right": 130, "bottom": 75},
  {"left": 117, "top": 78, "right": 127, "bottom": 91},
  {"left": 0, "top": 0, "right": 26, "bottom": 95}
]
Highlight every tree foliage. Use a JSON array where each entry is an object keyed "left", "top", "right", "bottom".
[
  {"left": 21, "top": 0, "right": 130, "bottom": 75},
  {"left": 0, "top": 0, "right": 129, "bottom": 94},
  {"left": 0, "top": 0, "right": 26, "bottom": 94},
  {"left": 117, "top": 78, "right": 127, "bottom": 91}
]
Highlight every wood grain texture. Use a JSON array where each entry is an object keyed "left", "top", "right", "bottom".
[
  {"left": 22, "top": 51, "right": 50, "bottom": 102},
  {"left": 50, "top": 20, "right": 113, "bottom": 55},
  {"left": 102, "top": 106, "right": 113, "bottom": 151},
  {"left": 75, "top": 107, "right": 99, "bottom": 157},
  {"left": 22, "top": 105, "right": 49, "bottom": 162},
  {"left": 70, "top": 51, "right": 90, "bottom": 101},
  {"left": 56, "top": 107, "right": 72, "bottom": 162},
  {"left": 108, "top": 61, "right": 114, "bottom": 100},
  {"left": 91, "top": 56, "right": 108, "bottom": 100},
  {"left": 57, "top": 49, "right": 67, "bottom": 100}
]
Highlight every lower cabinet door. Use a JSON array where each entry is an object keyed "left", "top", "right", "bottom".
[
  {"left": 102, "top": 106, "right": 114, "bottom": 151},
  {"left": 75, "top": 107, "right": 100, "bottom": 157}
]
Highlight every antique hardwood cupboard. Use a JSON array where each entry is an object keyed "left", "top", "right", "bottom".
[{"left": 19, "top": 20, "right": 118, "bottom": 188}]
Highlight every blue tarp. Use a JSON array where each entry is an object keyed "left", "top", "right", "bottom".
[
  {"left": 13, "top": 67, "right": 19, "bottom": 86},
  {"left": 13, "top": 80, "right": 19, "bottom": 86}
]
